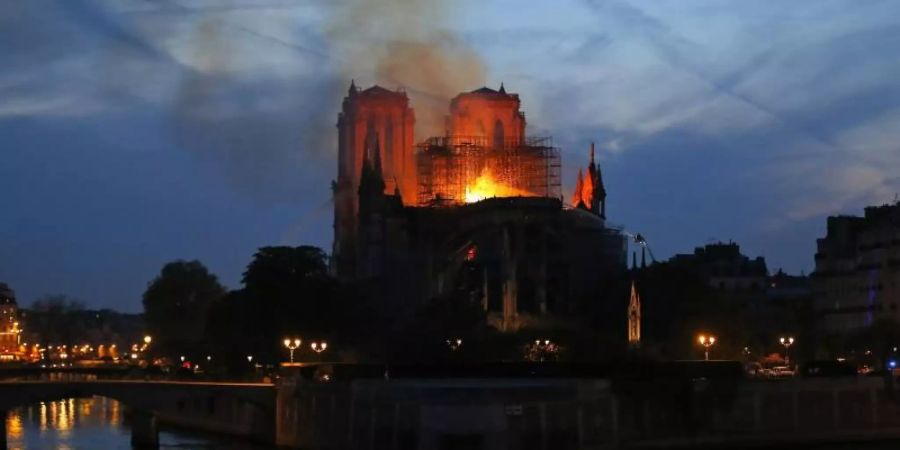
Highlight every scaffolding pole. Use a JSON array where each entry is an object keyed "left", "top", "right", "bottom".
[{"left": 416, "top": 135, "right": 561, "bottom": 206}]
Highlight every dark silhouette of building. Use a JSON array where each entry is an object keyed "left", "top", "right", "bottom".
[
  {"left": 671, "top": 242, "right": 768, "bottom": 292},
  {"left": 813, "top": 202, "right": 900, "bottom": 334},
  {"left": 332, "top": 84, "right": 627, "bottom": 331}
]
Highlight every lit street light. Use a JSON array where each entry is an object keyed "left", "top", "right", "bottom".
[
  {"left": 310, "top": 341, "right": 328, "bottom": 355},
  {"left": 780, "top": 336, "right": 795, "bottom": 365},
  {"left": 698, "top": 334, "right": 716, "bottom": 361},
  {"left": 532, "top": 339, "right": 556, "bottom": 362},
  {"left": 283, "top": 338, "right": 302, "bottom": 363},
  {"left": 446, "top": 338, "right": 463, "bottom": 351}
]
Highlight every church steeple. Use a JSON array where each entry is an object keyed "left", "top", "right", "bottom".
[
  {"left": 583, "top": 142, "right": 607, "bottom": 218},
  {"left": 572, "top": 169, "right": 585, "bottom": 207},
  {"left": 372, "top": 132, "right": 383, "bottom": 177},
  {"left": 588, "top": 142, "right": 596, "bottom": 175},
  {"left": 359, "top": 133, "right": 385, "bottom": 196},
  {"left": 596, "top": 163, "right": 607, "bottom": 219},
  {"left": 627, "top": 280, "right": 641, "bottom": 347}
]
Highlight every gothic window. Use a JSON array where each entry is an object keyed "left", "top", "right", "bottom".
[
  {"left": 366, "top": 114, "right": 377, "bottom": 155},
  {"left": 493, "top": 119, "right": 505, "bottom": 148},
  {"left": 384, "top": 117, "right": 394, "bottom": 173}
]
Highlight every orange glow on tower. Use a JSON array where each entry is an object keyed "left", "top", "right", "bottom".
[{"left": 447, "top": 84, "right": 525, "bottom": 146}]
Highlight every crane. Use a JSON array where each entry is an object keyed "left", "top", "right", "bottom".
[{"left": 625, "top": 232, "right": 657, "bottom": 264}]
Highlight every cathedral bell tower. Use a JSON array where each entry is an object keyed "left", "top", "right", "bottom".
[{"left": 333, "top": 82, "right": 415, "bottom": 278}]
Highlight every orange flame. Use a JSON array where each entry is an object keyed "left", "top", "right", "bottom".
[{"left": 464, "top": 170, "right": 531, "bottom": 203}]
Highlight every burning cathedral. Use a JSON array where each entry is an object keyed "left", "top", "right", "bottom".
[{"left": 332, "top": 83, "right": 627, "bottom": 331}]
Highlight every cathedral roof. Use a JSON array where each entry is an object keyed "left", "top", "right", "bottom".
[
  {"left": 466, "top": 84, "right": 516, "bottom": 98},
  {"left": 471, "top": 86, "right": 499, "bottom": 94},
  {"left": 353, "top": 84, "right": 408, "bottom": 99},
  {"left": 361, "top": 85, "right": 396, "bottom": 95}
]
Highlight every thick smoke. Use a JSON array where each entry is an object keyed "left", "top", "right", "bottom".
[
  {"left": 172, "top": 10, "right": 342, "bottom": 202},
  {"left": 327, "top": 0, "right": 487, "bottom": 137},
  {"left": 170, "top": 0, "right": 486, "bottom": 201}
]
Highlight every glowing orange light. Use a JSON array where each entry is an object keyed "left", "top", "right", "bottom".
[{"left": 464, "top": 170, "right": 530, "bottom": 203}]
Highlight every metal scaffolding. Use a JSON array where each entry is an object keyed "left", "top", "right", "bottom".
[{"left": 416, "top": 135, "right": 561, "bottom": 206}]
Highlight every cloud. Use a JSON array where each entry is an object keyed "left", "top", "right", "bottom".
[{"left": 3, "top": 0, "right": 900, "bottom": 308}]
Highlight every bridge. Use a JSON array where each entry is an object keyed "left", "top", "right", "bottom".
[
  {"left": 0, "top": 379, "right": 276, "bottom": 449},
  {"left": 4, "top": 363, "right": 900, "bottom": 449}
]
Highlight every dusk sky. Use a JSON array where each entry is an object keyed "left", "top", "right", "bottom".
[{"left": 2, "top": 0, "right": 899, "bottom": 312}]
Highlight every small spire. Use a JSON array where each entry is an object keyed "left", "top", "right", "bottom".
[
  {"left": 572, "top": 169, "right": 584, "bottom": 206},
  {"left": 349, "top": 79, "right": 357, "bottom": 96},
  {"left": 596, "top": 161, "right": 606, "bottom": 197},
  {"left": 359, "top": 134, "right": 385, "bottom": 195},
  {"left": 362, "top": 132, "right": 371, "bottom": 164},
  {"left": 590, "top": 142, "right": 595, "bottom": 165},
  {"left": 372, "top": 132, "right": 383, "bottom": 175},
  {"left": 499, "top": 82, "right": 506, "bottom": 94}
]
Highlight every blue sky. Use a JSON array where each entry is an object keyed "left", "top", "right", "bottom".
[{"left": 1, "top": 0, "right": 899, "bottom": 311}]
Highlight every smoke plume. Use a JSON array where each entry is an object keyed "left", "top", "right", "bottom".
[
  {"left": 172, "top": 0, "right": 487, "bottom": 200},
  {"left": 327, "top": 0, "right": 487, "bottom": 137},
  {"left": 173, "top": 10, "right": 341, "bottom": 201}
]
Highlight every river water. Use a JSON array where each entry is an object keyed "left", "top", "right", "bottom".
[
  {"left": 5, "top": 397, "right": 273, "bottom": 450},
  {"left": 7, "top": 396, "right": 900, "bottom": 449}
]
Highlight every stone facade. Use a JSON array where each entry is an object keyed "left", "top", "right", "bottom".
[
  {"left": 331, "top": 84, "right": 627, "bottom": 331},
  {"left": 813, "top": 202, "right": 900, "bottom": 334}
]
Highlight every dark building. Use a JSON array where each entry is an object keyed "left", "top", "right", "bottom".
[
  {"left": 332, "top": 84, "right": 627, "bottom": 331},
  {"left": 670, "top": 242, "right": 768, "bottom": 292},
  {"left": 813, "top": 202, "right": 900, "bottom": 334},
  {"left": 0, "top": 283, "right": 23, "bottom": 361}
]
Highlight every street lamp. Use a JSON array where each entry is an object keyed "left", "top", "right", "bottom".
[
  {"left": 533, "top": 339, "right": 554, "bottom": 362},
  {"left": 283, "top": 338, "right": 302, "bottom": 363},
  {"left": 446, "top": 338, "right": 463, "bottom": 351},
  {"left": 698, "top": 334, "right": 716, "bottom": 361},
  {"left": 310, "top": 341, "right": 328, "bottom": 354},
  {"left": 780, "top": 336, "right": 795, "bottom": 364},
  {"left": 143, "top": 335, "right": 152, "bottom": 345}
]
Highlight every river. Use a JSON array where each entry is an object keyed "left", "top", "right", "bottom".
[
  {"left": 7, "top": 396, "right": 900, "bottom": 449},
  {"left": 5, "top": 397, "right": 272, "bottom": 450}
]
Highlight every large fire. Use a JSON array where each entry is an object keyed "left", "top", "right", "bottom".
[{"left": 464, "top": 170, "right": 532, "bottom": 203}]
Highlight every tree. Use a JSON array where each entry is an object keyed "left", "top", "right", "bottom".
[
  {"left": 633, "top": 261, "right": 750, "bottom": 360},
  {"left": 143, "top": 260, "right": 225, "bottom": 357},
  {"left": 205, "top": 246, "right": 339, "bottom": 365},
  {"left": 26, "top": 295, "right": 87, "bottom": 346}
]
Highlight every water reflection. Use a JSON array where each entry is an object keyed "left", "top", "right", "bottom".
[{"left": 5, "top": 397, "right": 270, "bottom": 450}]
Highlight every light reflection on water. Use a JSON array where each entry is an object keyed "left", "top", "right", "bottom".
[{"left": 5, "top": 397, "right": 271, "bottom": 450}]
